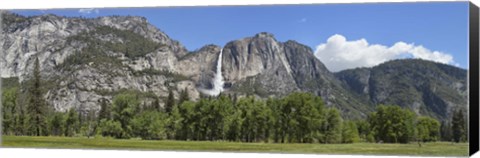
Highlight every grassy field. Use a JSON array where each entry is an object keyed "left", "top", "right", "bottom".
[{"left": 1, "top": 136, "right": 468, "bottom": 156}]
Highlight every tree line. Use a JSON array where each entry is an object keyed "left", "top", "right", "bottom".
[{"left": 2, "top": 58, "right": 468, "bottom": 144}]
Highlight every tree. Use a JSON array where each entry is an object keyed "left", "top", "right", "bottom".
[
  {"left": 368, "top": 105, "right": 415, "bottom": 143},
  {"left": 98, "top": 119, "right": 123, "bottom": 138},
  {"left": 98, "top": 98, "right": 111, "bottom": 121},
  {"left": 416, "top": 116, "right": 440, "bottom": 142},
  {"left": 132, "top": 111, "right": 167, "bottom": 140},
  {"left": 64, "top": 108, "right": 79, "bottom": 137},
  {"left": 49, "top": 112, "right": 65, "bottom": 136},
  {"left": 278, "top": 92, "right": 325, "bottom": 143},
  {"left": 152, "top": 97, "right": 161, "bottom": 112},
  {"left": 168, "top": 103, "right": 184, "bottom": 140},
  {"left": 341, "top": 121, "right": 360, "bottom": 143},
  {"left": 321, "top": 108, "right": 342, "bottom": 144},
  {"left": 267, "top": 97, "right": 282, "bottom": 143},
  {"left": 451, "top": 108, "right": 467, "bottom": 143},
  {"left": 2, "top": 88, "right": 18, "bottom": 135},
  {"left": 440, "top": 121, "right": 452, "bottom": 141},
  {"left": 111, "top": 92, "right": 141, "bottom": 138},
  {"left": 226, "top": 108, "right": 243, "bottom": 142},
  {"left": 81, "top": 109, "right": 97, "bottom": 138},
  {"left": 14, "top": 95, "right": 27, "bottom": 136},
  {"left": 165, "top": 89, "right": 175, "bottom": 114},
  {"left": 26, "top": 57, "right": 48, "bottom": 136},
  {"left": 236, "top": 97, "right": 270, "bottom": 142},
  {"left": 251, "top": 98, "right": 270, "bottom": 142},
  {"left": 355, "top": 120, "right": 372, "bottom": 142},
  {"left": 178, "top": 87, "right": 189, "bottom": 105},
  {"left": 175, "top": 101, "right": 197, "bottom": 140}
]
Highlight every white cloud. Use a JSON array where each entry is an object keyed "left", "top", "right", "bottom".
[
  {"left": 78, "top": 8, "right": 99, "bottom": 14},
  {"left": 314, "top": 34, "right": 456, "bottom": 72}
]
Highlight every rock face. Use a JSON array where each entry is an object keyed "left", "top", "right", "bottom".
[
  {"left": 221, "top": 33, "right": 372, "bottom": 118},
  {"left": 222, "top": 32, "right": 298, "bottom": 96},
  {"left": 1, "top": 12, "right": 191, "bottom": 114},
  {"left": 335, "top": 59, "right": 468, "bottom": 120},
  {"left": 1, "top": 12, "right": 468, "bottom": 121}
]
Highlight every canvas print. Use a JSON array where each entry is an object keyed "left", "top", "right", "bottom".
[{"left": 0, "top": 2, "right": 470, "bottom": 156}]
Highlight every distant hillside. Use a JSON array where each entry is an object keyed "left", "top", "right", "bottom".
[{"left": 335, "top": 59, "right": 467, "bottom": 120}]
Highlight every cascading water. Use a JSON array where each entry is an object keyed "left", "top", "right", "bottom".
[{"left": 199, "top": 49, "right": 224, "bottom": 96}]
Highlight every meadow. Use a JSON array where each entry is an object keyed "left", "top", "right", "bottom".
[{"left": 1, "top": 136, "right": 468, "bottom": 156}]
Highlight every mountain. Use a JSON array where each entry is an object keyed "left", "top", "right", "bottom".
[
  {"left": 221, "top": 32, "right": 372, "bottom": 118},
  {"left": 1, "top": 12, "right": 193, "bottom": 114},
  {"left": 1, "top": 11, "right": 467, "bottom": 121},
  {"left": 335, "top": 59, "right": 467, "bottom": 120}
]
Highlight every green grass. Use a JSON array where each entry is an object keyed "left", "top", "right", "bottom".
[{"left": 1, "top": 136, "right": 468, "bottom": 156}]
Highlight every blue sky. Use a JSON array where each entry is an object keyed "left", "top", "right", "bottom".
[{"left": 11, "top": 2, "right": 469, "bottom": 71}]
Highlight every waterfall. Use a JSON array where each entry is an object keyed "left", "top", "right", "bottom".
[{"left": 199, "top": 49, "right": 224, "bottom": 96}]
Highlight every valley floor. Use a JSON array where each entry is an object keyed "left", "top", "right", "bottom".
[{"left": 1, "top": 136, "right": 468, "bottom": 156}]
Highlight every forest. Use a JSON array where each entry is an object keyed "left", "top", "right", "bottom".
[{"left": 1, "top": 57, "right": 468, "bottom": 144}]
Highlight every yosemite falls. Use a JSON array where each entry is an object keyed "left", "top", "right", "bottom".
[{"left": 199, "top": 49, "right": 225, "bottom": 96}]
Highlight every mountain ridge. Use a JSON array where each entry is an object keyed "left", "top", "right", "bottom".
[{"left": 1, "top": 12, "right": 467, "bottom": 121}]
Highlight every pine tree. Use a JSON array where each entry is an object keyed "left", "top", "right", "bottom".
[
  {"left": 440, "top": 121, "right": 452, "bottom": 141},
  {"left": 451, "top": 108, "right": 466, "bottom": 143},
  {"left": 49, "top": 112, "right": 65, "bottom": 136},
  {"left": 178, "top": 87, "right": 189, "bottom": 105},
  {"left": 14, "top": 102, "right": 27, "bottom": 136},
  {"left": 26, "top": 57, "right": 48, "bottom": 136},
  {"left": 165, "top": 89, "right": 175, "bottom": 114},
  {"left": 98, "top": 98, "right": 111, "bottom": 121},
  {"left": 2, "top": 88, "right": 17, "bottom": 135},
  {"left": 152, "top": 97, "right": 161, "bottom": 112},
  {"left": 64, "top": 108, "right": 79, "bottom": 137}
]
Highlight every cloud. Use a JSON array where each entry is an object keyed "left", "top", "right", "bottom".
[
  {"left": 314, "top": 34, "right": 456, "bottom": 72},
  {"left": 78, "top": 8, "right": 99, "bottom": 14}
]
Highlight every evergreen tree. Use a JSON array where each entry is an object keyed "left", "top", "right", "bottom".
[
  {"left": 14, "top": 100, "right": 27, "bottom": 136},
  {"left": 165, "top": 89, "right": 175, "bottom": 114},
  {"left": 440, "top": 121, "right": 452, "bottom": 141},
  {"left": 152, "top": 97, "right": 161, "bottom": 112},
  {"left": 178, "top": 87, "right": 189, "bottom": 105},
  {"left": 98, "top": 98, "right": 111, "bottom": 121},
  {"left": 26, "top": 57, "right": 48, "bottom": 136},
  {"left": 49, "top": 112, "right": 65, "bottom": 136},
  {"left": 81, "top": 110, "right": 97, "bottom": 138},
  {"left": 64, "top": 108, "right": 79, "bottom": 137},
  {"left": 451, "top": 108, "right": 467, "bottom": 143},
  {"left": 2, "top": 88, "right": 18, "bottom": 135}
]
